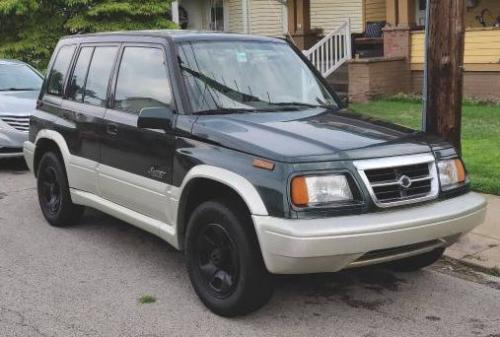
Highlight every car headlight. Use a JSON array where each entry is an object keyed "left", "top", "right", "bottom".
[
  {"left": 437, "top": 159, "right": 467, "bottom": 191},
  {"left": 291, "top": 174, "right": 354, "bottom": 207}
]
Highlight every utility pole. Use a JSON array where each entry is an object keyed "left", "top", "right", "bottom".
[{"left": 423, "top": 0, "right": 465, "bottom": 154}]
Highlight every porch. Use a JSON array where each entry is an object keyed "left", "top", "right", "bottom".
[{"left": 349, "top": 0, "right": 500, "bottom": 102}]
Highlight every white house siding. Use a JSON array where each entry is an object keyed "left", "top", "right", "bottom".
[
  {"left": 226, "top": 0, "right": 244, "bottom": 33},
  {"left": 310, "top": 0, "right": 363, "bottom": 34},
  {"left": 248, "top": 0, "right": 286, "bottom": 36}
]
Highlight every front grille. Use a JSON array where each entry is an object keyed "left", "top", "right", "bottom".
[
  {"left": 366, "top": 163, "right": 432, "bottom": 203},
  {"left": 0, "top": 115, "right": 30, "bottom": 132},
  {"left": 355, "top": 154, "right": 439, "bottom": 208}
]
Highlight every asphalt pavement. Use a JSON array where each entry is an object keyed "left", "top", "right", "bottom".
[{"left": 1, "top": 158, "right": 499, "bottom": 337}]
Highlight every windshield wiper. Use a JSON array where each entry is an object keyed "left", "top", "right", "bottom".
[
  {"left": 269, "top": 102, "right": 330, "bottom": 108},
  {"left": 179, "top": 64, "right": 265, "bottom": 104},
  {"left": 194, "top": 108, "right": 257, "bottom": 116}
]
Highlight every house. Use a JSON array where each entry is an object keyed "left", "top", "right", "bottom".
[{"left": 170, "top": 0, "right": 500, "bottom": 102}]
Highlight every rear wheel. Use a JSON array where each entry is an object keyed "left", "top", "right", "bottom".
[
  {"left": 386, "top": 247, "right": 445, "bottom": 272},
  {"left": 37, "top": 152, "right": 84, "bottom": 227},
  {"left": 185, "top": 199, "right": 273, "bottom": 317}
]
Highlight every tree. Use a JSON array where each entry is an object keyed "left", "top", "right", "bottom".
[
  {"left": 0, "top": 0, "right": 176, "bottom": 70},
  {"left": 424, "top": 0, "right": 465, "bottom": 154}
]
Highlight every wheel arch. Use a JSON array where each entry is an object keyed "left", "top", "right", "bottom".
[
  {"left": 33, "top": 130, "right": 71, "bottom": 176},
  {"left": 176, "top": 165, "right": 268, "bottom": 250}
]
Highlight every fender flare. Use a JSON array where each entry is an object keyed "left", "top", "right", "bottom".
[
  {"left": 177, "top": 165, "right": 269, "bottom": 217},
  {"left": 34, "top": 129, "right": 72, "bottom": 169}
]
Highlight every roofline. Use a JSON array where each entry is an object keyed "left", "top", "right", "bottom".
[{"left": 57, "top": 30, "right": 286, "bottom": 44}]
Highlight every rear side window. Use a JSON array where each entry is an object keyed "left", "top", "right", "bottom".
[
  {"left": 114, "top": 47, "right": 173, "bottom": 114},
  {"left": 83, "top": 46, "right": 118, "bottom": 107},
  {"left": 47, "top": 45, "right": 76, "bottom": 96},
  {"left": 68, "top": 47, "right": 94, "bottom": 102}
]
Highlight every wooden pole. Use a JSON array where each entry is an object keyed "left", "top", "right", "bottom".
[{"left": 424, "top": 0, "right": 465, "bottom": 154}]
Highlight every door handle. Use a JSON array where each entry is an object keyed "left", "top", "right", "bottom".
[{"left": 106, "top": 123, "right": 118, "bottom": 136}]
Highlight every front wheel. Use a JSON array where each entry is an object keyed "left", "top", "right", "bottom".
[
  {"left": 185, "top": 199, "right": 273, "bottom": 317},
  {"left": 37, "top": 152, "right": 84, "bottom": 227}
]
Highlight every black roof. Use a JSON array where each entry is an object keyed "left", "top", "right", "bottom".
[{"left": 60, "top": 30, "right": 285, "bottom": 44}]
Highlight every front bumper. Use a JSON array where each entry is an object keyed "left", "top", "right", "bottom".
[
  {"left": 23, "top": 141, "right": 36, "bottom": 173},
  {"left": 253, "top": 192, "right": 487, "bottom": 274},
  {"left": 0, "top": 124, "right": 28, "bottom": 158}
]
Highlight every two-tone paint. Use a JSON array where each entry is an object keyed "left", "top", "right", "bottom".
[{"left": 26, "top": 31, "right": 477, "bottom": 262}]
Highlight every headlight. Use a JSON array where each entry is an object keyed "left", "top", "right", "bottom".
[
  {"left": 437, "top": 159, "right": 467, "bottom": 191},
  {"left": 291, "top": 174, "right": 354, "bottom": 207}
]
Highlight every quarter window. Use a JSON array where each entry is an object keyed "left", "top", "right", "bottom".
[
  {"left": 68, "top": 47, "right": 94, "bottom": 102},
  {"left": 47, "top": 45, "right": 76, "bottom": 96},
  {"left": 114, "top": 47, "right": 173, "bottom": 115},
  {"left": 83, "top": 47, "right": 118, "bottom": 107}
]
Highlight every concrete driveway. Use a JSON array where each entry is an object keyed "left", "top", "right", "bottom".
[{"left": 1, "top": 158, "right": 499, "bottom": 337}]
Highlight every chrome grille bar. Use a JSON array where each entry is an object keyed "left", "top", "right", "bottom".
[
  {"left": 1, "top": 115, "right": 30, "bottom": 132},
  {"left": 354, "top": 154, "right": 439, "bottom": 208}
]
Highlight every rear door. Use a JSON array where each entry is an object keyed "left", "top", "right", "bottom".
[
  {"left": 98, "top": 44, "right": 177, "bottom": 223},
  {"left": 61, "top": 45, "right": 120, "bottom": 194}
]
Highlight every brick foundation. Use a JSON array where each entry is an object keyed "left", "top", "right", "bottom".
[
  {"left": 412, "top": 71, "right": 500, "bottom": 102},
  {"left": 348, "top": 57, "right": 410, "bottom": 103},
  {"left": 383, "top": 27, "right": 411, "bottom": 58}
]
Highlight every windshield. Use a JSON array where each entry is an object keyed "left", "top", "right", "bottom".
[
  {"left": 177, "top": 40, "right": 338, "bottom": 114},
  {"left": 0, "top": 64, "right": 43, "bottom": 91}
]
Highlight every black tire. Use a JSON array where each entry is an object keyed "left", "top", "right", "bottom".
[
  {"left": 185, "top": 199, "right": 273, "bottom": 317},
  {"left": 37, "top": 152, "right": 84, "bottom": 227},
  {"left": 386, "top": 247, "right": 445, "bottom": 272}
]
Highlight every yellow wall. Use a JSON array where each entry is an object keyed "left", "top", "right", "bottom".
[
  {"left": 410, "top": 28, "right": 500, "bottom": 71},
  {"left": 465, "top": 0, "right": 500, "bottom": 28},
  {"left": 248, "top": 0, "right": 285, "bottom": 36},
  {"left": 311, "top": 0, "right": 364, "bottom": 34},
  {"left": 365, "top": 0, "right": 386, "bottom": 23}
]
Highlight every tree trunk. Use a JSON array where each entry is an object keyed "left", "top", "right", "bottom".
[{"left": 424, "top": 0, "right": 465, "bottom": 154}]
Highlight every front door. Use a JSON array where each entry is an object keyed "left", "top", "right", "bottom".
[{"left": 98, "top": 44, "right": 177, "bottom": 223}]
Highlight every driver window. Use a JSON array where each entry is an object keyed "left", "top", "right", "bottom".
[{"left": 114, "top": 47, "right": 173, "bottom": 115}]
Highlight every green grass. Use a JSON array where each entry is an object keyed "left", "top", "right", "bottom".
[
  {"left": 349, "top": 98, "right": 500, "bottom": 195},
  {"left": 139, "top": 295, "right": 156, "bottom": 304}
]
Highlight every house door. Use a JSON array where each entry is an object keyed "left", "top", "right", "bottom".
[{"left": 209, "top": 0, "right": 224, "bottom": 31}]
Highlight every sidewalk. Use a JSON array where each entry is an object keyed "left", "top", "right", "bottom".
[{"left": 445, "top": 193, "right": 500, "bottom": 272}]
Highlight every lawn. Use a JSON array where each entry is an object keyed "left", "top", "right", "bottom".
[{"left": 349, "top": 98, "right": 500, "bottom": 196}]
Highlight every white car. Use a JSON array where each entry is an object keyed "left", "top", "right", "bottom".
[{"left": 0, "top": 59, "right": 43, "bottom": 158}]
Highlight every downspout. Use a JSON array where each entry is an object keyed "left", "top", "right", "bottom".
[{"left": 242, "top": 0, "right": 250, "bottom": 34}]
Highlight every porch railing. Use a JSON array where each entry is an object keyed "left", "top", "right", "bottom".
[{"left": 304, "top": 19, "right": 352, "bottom": 78}]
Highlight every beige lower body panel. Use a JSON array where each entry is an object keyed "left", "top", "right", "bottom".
[{"left": 253, "top": 193, "right": 487, "bottom": 274}]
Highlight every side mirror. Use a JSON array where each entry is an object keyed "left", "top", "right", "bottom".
[{"left": 137, "top": 106, "right": 174, "bottom": 130}]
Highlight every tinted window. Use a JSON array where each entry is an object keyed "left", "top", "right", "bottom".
[
  {"left": 68, "top": 47, "right": 94, "bottom": 102},
  {"left": 114, "top": 47, "right": 172, "bottom": 114},
  {"left": 0, "top": 64, "right": 42, "bottom": 91},
  {"left": 47, "top": 45, "right": 76, "bottom": 96},
  {"left": 84, "top": 47, "right": 118, "bottom": 107}
]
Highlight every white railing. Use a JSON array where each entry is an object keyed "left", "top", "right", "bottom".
[{"left": 304, "top": 19, "right": 352, "bottom": 78}]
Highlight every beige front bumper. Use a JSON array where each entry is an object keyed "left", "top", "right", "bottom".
[{"left": 253, "top": 192, "right": 487, "bottom": 274}]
